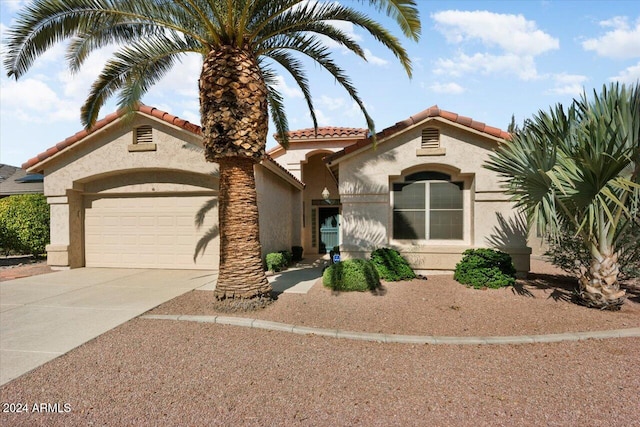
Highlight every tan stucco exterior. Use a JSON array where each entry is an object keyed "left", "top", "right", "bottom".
[
  {"left": 326, "top": 118, "right": 531, "bottom": 275},
  {"left": 30, "top": 104, "right": 533, "bottom": 276},
  {"left": 30, "top": 111, "right": 303, "bottom": 270}
]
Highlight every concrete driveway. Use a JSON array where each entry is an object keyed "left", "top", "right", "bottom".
[{"left": 0, "top": 268, "right": 217, "bottom": 385}]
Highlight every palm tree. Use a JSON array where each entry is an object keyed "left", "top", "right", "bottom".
[
  {"left": 485, "top": 83, "right": 640, "bottom": 310},
  {"left": 4, "top": 0, "right": 420, "bottom": 301}
]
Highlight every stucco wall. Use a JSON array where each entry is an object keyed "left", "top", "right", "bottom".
[
  {"left": 38, "top": 113, "right": 301, "bottom": 270},
  {"left": 270, "top": 140, "right": 359, "bottom": 180},
  {"left": 333, "top": 119, "right": 531, "bottom": 274},
  {"left": 256, "top": 165, "right": 302, "bottom": 258},
  {"left": 42, "top": 116, "right": 214, "bottom": 197}
]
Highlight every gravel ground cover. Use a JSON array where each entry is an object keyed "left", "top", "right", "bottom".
[
  {"left": 0, "top": 258, "right": 52, "bottom": 281},
  {"left": 1, "top": 320, "right": 638, "bottom": 426},
  {"left": 150, "top": 259, "right": 640, "bottom": 337},
  {"left": 1, "top": 258, "right": 638, "bottom": 425}
]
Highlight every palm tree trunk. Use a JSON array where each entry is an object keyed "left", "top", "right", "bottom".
[
  {"left": 198, "top": 45, "right": 271, "bottom": 300},
  {"left": 578, "top": 252, "right": 626, "bottom": 310},
  {"left": 215, "top": 157, "right": 270, "bottom": 299}
]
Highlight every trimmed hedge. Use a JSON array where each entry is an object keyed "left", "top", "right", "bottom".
[
  {"left": 266, "top": 252, "right": 286, "bottom": 272},
  {"left": 453, "top": 248, "right": 516, "bottom": 289},
  {"left": 0, "top": 194, "right": 49, "bottom": 256},
  {"left": 266, "top": 250, "right": 292, "bottom": 272},
  {"left": 370, "top": 248, "right": 416, "bottom": 281},
  {"left": 322, "top": 259, "right": 381, "bottom": 292}
]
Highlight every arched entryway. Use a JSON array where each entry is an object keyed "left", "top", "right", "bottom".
[{"left": 301, "top": 152, "right": 341, "bottom": 254}]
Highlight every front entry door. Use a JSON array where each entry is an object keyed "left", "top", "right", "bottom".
[{"left": 318, "top": 207, "right": 340, "bottom": 254}]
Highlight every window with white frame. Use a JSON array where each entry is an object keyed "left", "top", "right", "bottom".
[{"left": 392, "top": 171, "right": 463, "bottom": 240}]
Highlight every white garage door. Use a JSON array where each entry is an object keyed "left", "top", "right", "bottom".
[{"left": 84, "top": 195, "right": 218, "bottom": 269}]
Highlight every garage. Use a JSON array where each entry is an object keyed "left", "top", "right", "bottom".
[
  {"left": 84, "top": 194, "right": 218, "bottom": 270},
  {"left": 22, "top": 105, "right": 302, "bottom": 270}
]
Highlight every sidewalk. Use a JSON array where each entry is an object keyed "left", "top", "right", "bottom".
[{"left": 267, "top": 255, "right": 329, "bottom": 294}]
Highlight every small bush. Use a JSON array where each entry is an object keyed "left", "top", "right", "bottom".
[
  {"left": 370, "top": 248, "right": 416, "bottom": 281},
  {"left": 454, "top": 248, "right": 516, "bottom": 289},
  {"left": 0, "top": 194, "right": 50, "bottom": 256},
  {"left": 322, "top": 259, "right": 381, "bottom": 292},
  {"left": 291, "top": 246, "right": 303, "bottom": 262},
  {"left": 279, "top": 250, "right": 292, "bottom": 265},
  {"left": 266, "top": 252, "right": 287, "bottom": 272}
]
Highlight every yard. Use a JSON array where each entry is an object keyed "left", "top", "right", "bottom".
[{"left": 1, "top": 258, "right": 638, "bottom": 425}]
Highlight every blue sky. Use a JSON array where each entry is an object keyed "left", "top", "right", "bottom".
[{"left": 1, "top": 0, "right": 639, "bottom": 168}]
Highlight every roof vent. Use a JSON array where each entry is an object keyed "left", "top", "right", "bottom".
[
  {"left": 421, "top": 127, "right": 439, "bottom": 149},
  {"left": 135, "top": 125, "right": 153, "bottom": 144}
]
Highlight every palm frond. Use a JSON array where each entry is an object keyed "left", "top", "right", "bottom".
[{"left": 359, "top": 0, "right": 421, "bottom": 41}]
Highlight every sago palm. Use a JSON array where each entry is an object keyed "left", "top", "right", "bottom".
[
  {"left": 485, "top": 83, "right": 640, "bottom": 310},
  {"left": 4, "top": 0, "right": 421, "bottom": 301}
]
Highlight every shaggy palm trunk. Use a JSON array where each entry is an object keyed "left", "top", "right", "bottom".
[
  {"left": 199, "top": 44, "right": 271, "bottom": 300},
  {"left": 215, "top": 157, "right": 270, "bottom": 299},
  {"left": 578, "top": 251, "right": 626, "bottom": 310}
]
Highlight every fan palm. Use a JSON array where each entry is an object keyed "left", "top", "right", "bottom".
[
  {"left": 4, "top": 0, "right": 420, "bottom": 301},
  {"left": 485, "top": 83, "right": 640, "bottom": 310}
]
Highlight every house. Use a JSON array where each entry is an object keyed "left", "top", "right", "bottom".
[
  {"left": 0, "top": 164, "right": 44, "bottom": 197},
  {"left": 23, "top": 105, "right": 303, "bottom": 270},
  {"left": 272, "top": 105, "right": 532, "bottom": 275},
  {"left": 24, "top": 103, "right": 532, "bottom": 275}
]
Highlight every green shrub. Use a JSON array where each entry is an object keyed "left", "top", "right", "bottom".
[
  {"left": 453, "top": 248, "right": 516, "bottom": 289},
  {"left": 322, "top": 259, "right": 381, "bottom": 292},
  {"left": 279, "top": 250, "right": 292, "bottom": 265},
  {"left": 0, "top": 194, "right": 50, "bottom": 256},
  {"left": 266, "top": 252, "right": 287, "bottom": 272},
  {"left": 291, "top": 246, "right": 303, "bottom": 262},
  {"left": 370, "top": 248, "right": 416, "bottom": 281}
]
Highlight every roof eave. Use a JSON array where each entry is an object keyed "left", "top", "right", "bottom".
[{"left": 325, "top": 116, "right": 508, "bottom": 166}]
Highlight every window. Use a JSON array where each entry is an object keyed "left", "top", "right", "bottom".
[{"left": 393, "top": 172, "right": 463, "bottom": 240}]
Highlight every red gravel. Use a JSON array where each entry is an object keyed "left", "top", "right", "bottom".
[
  {"left": 0, "top": 260, "right": 52, "bottom": 281},
  {"left": 1, "top": 259, "right": 639, "bottom": 425},
  {"left": 150, "top": 259, "right": 640, "bottom": 337},
  {"left": 1, "top": 321, "right": 638, "bottom": 426}
]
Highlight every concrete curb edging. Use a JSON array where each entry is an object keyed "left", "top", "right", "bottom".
[{"left": 140, "top": 314, "right": 640, "bottom": 345}]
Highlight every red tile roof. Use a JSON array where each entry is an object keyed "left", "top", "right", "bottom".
[
  {"left": 278, "top": 127, "right": 368, "bottom": 141},
  {"left": 23, "top": 105, "right": 303, "bottom": 187},
  {"left": 325, "top": 105, "right": 511, "bottom": 163}
]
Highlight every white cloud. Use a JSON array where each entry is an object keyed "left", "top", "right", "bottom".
[
  {"left": 431, "top": 10, "right": 558, "bottom": 81},
  {"left": 318, "top": 95, "right": 346, "bottom": 111},
  {"left": 548, "top": 73, "right": 588, "bottom": 95},
  {"left": 314, "top": 108, "right": 333, "bottom": 126},
  {"left": 609, "top": 61, "right": 640, "bottom": 83},
  {"left": 272, "top": 75, "right": 303, "bottom": 98},
  {"left": 152, "top": 52, "right": 201, "bottom": 99},
  {"left": 432, "top": 10, "right": 559, "bottom": 56},
  {"left": 435, "top": 52, "right": 539, "bottom": 80},
  {"left": 56, "top": 47, "right": 116, "bottom": 100},
  {"left": 4, "top": 0, "right": 29, "bottom": 13},
  {"left": 0, "top": 77, "right": 78, "bottom": 122},
  {"left": 582, "top": 16, "right": 640, "bottom": 59},
  {"left": 429, "top": 82, "right": 465, "bottom": 95},
  {"left": 180, "top": 109, "right": 201, "bottom": 125},
  {"left": 363, "top": 48, "right": 388, "bottom": 66}
]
